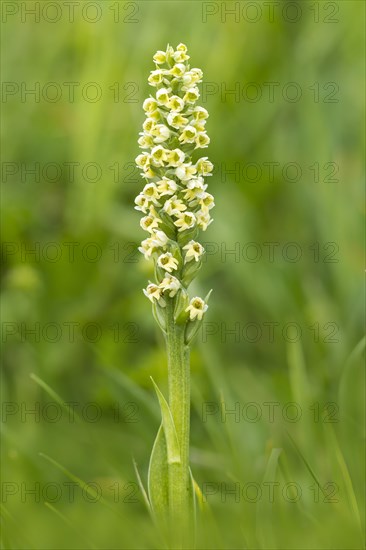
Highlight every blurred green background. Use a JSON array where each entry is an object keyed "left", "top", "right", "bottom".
[{"left": 1, "top": 1, "right": 364, "bottom": 548}]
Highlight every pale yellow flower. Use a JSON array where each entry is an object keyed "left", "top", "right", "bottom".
[
  {"left": 166, "top": 148, "right": 185, "bottom": 167},
  {"left": 143, "top": 97, "right": 158, "bottom": 112},
  {"left": 195, "top": 133, "right": 210, "bottom": 149},
  {"left": 174, "top": 211, "right": 196, "bottom": 232},
  {"left": 196, "top": 210, "right": 213, "bottom": 231},
  {"left": 138, "top": 133, "right": 155, "bottom": 148},
  {"left": 160, "top": 273, "right": 181, "bottom": 297},
  {"left": 143, "top": 118, "right": 156, "bottom": 133},
  {"left": 143, "top": 283, "right": 166, "bottom": 307},
  {"left": 179, "top": 125, "right": 197, "bottom": 144},
  {"left": 135, "top": 153, "right": 150, "bottom": 169},
  {"left": 157, "top": 177, "right": 179, "bottom": 196},
  {"left": 183, "top": 87, "right": 200, "bottom": 103},
  {"left": 170, "top": 63, "right": 186, "bottom": 77},
  {"left": 167, "top": 95, "right": 185, "bottom": 112},
  {"left": 175, "top": 163, "right": 197, "bottom": 181},
  {"left": 183, "top": 178, "right": 207, "bottom": 202},
  {"left": 185, "top": 297, "right": 208, "bottom": 321},
  {"left": 183, "top": 241, "right": 204, "bottom": 262},
  {"left": 157, "top": 252, "right": 179, "bottom": 273},
  {"left": 198, "top": 192, "right": 215, "bottom": 212},
  {"left": 192, "top": 106, "right": 209, "bottom": 120},
  {"left": 173, "top": 50, "right": 189, "bottom": 63},
  {"left": 148, "top": 69, "right": 164, "bottom": 86},
  {"left": 164, "top": 196, "right": 187, "bottom": 216},
  {"left": 150, "top": 145, "right": 168, "bottom": 166},
  {"left": 195, "top": 157, "right": 214, "bottom": 176},
  {"left": 167, "top": 112, "right": 189, "bottom": 129},
  {"left": 142, "top": 183, "right": 161, "bottom": 205},
  {"left": 152, "top": 124, "right": 170, "bottom": 143},
  {"left": 140, "top": 215, "right": 161, "bottom": 233},
  {"left": 156, "top": 87, "right": 171, "bottom": 105},
  {"left": 153, "top": 50, "right": 167, "bottom": 64},
  {"left": 151, "top": 230, "right": 169, "bottom": 248},
  {"left": 134, "top": 194, "right": 149, "bottom": 214}
]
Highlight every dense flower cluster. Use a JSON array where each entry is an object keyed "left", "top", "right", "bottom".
[{"left": 135, "top": 43, "right": 213, "bottom": 330}]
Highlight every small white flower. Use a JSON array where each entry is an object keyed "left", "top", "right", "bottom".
[
  {"left": 143, "top": 97, "right": 158, "bottom": 112},
  {"left": 183, "top": 178, "right": 207, "bottom": 202},
  {"left": 135, "top": 153, "right": 150, "bottom": 169},
  {"left": 140, "top": 215, "right": 161, "bottom": 233},
  {"left": 142, "top": 167, "right": 157, "bottom": 179},
  {"left": 183, "top": 240, "right": 204, "bottom": 262},
  {"left": 174, "top": 211, "right": 196, "bottom": 232},
  {"left": 150, "top": 145, "right": 168, "bottom": 166},
  {"left": 170, "top": 63, "right": 186, "bottom": 77},
  {"left": 196, "top": 210, "right": 213, "bottom": 231},
  {"left": 138, "top": 238, "right": 156, "bottom": 259},
  {"left": 176, "top": 43, "right": 188, "bottom": 53},
  {"left": 183, "top": 87, "right": 200, "bottom": 103},
  {"left": 160, "top": 273, "right": 181, "bottom": 297},
  {"left": 157, "top": 252, "right": 179, "bottom": 273},
  {"left": 151, "top": 230, "right": 169, "bottom": 248},
  {"left": 167, "top": 111, "right": 189, "bottom": 129},
  {"left": 191, "top": 119, "right": 206, "bottom": 133},
  {"left": 153, "top": 50, "right": 167, "bottom": 64},
  {"left": 195, "top": 157, "right": 213, "bottom": 176},
  {"left": 198, "top": 192, "right": 215, "bottom": 212},
  {"left": 149, "top": 109, "right": 161, "bottom": 122},
  {"left": 143, "top": 283, "right": 166, "bottom": 307},
  {"left": 138, "top": 133, "right": 155, "bottom": 148},
  {"left": 182, "top": 70, "right": 202, "bottom": 89},
  {"left": 148, "top": 69, "right": 164, "bottom": 86},
  {"left": 173, "top": 50, "right": 189, "bottom": 63},
  {"left": 167, "top": 95, "right": 185, "bottom": 112},
  {"left": 156, "top": 87, "right": 171, "bottom": 105},
  {"left": 152, "top": 124, "right": 170, "bottom": 143},
  {"left": 139, "top": 230, "right": 168, "bottom": 260},
  {"left": 134, "top": 194, "right": 149, "bottom": 213},
  {"left": 157, "top": 177, "right": 179, "bottom": 196},
  {"left": 164, "top": 195, "right": 187, "bottom": 216},
  {"left": 190, "top": 68, "right": 203, "bottom": 82},
  {"left": 143, "top": 118, "right": 156, "bottom": 133},
  {"left": 185, "top": 296, "right": 208, "bottom": 321},
  {"left": 179, "top": 125, "right": 197, "bottom": 144},
  {"left": 175, "top": 163, "right": 197, "bottom": 181},
  {"left": 142, "top": 183, "right": 161, "bottom": 205},
  {"left": 166, "top": 148, "right": 185, "bottom": 167},
  {"left": 192, "top": 106, "right": 209, "bottom": 120},
  {"left": 195, "top": 132, "right": 210, "bottom": 149}
]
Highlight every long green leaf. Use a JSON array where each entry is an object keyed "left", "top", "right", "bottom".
[
  {"left": 325, "top": 424, "right": 363, "bottom": 535},
  {"left": 147, "top": 425, "right": 169, "bottom": 528},
  {"left": 30, "top": 373, "right": 82, "bottom": 423},
  {"left": 132, "top": 458, "right": 151, "bottom": 513},
  {"left": 150, "top": 377, "right": 180, "bottom": 464},
  {"left": 256, "top": 448, "right": 282, "bottom": 549},
  {"left": 286, "top": 432, "right": 325, "bottom": 495},
  {"left": 39, "top": 453, "right": 120, "bottom": 516}
]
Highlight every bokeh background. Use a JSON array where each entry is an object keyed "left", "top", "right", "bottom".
[{"left": 1, "top": 1, "right": 364, "bottom": 548}]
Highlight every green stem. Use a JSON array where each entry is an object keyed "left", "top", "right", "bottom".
[{"left": 166, "top": 298, "right": 191, "bottom": 546}]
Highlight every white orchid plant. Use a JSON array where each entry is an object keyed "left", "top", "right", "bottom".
[{"left": 134, "top": 43, "right": 214, "bottom": 548}]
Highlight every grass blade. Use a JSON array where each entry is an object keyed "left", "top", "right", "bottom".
[{"left": 256, "top": 447, "right": 282, "bottom": 549}]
